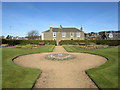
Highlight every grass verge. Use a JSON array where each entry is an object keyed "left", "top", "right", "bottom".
[
  {"left": 64, "top": 46, "right": 119, "bottom": 89},
  {"left": 2, "top": 46, "right": 54, "bottom": 88}
]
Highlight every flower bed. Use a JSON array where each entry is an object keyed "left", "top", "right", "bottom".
[
  {"left": 78, "top": 45, "right": 109, "bottom": 50},
  {"left": 15, "top": 44, "right": 42, "bottom": 49}
]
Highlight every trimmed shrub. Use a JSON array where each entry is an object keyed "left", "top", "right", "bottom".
[
  {"left": 2, "top": 39, "right": 120, "bottom": 46},
  {"left": 59, "top": 40, "right": 120, "bottom": 46},
  {"left": 2, "top": 39, "right": 56, "bottom": 45}
]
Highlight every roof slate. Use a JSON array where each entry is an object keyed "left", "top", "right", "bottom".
[{"left": 43, "top": 28, "right": 82, "bottom": 32}]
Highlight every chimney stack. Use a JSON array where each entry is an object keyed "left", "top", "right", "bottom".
[
  {"left": 60, "top": 25, "right": 62, "bottom": 29},
  {"left": 50, "top": 26, "right": 52, "bottom": 32},
  {"left": 80, "top": 25, "right": 83, "bottom": 31}
]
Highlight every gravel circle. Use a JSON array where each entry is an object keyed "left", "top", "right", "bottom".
[{"left": 13, "top": 46, "right": 107, "bottom": 88}]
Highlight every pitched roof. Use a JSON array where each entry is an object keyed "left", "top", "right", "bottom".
[{"left": 43, "top": 28, "right": 82, "bottom": 32}]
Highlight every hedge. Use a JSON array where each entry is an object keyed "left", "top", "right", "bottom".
[
  {"left": 2, "top": 39, "right": 56, "bottom": 45},
  {"left": 59, "top": 40, "right": 120, "bottom": 46},
  {"left": 1, "top": 39, "right": 120, "bottom": 46}
]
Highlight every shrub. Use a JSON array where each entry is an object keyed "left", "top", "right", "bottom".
[
  {"left": 2, "top": 39, "right": 56, "bottom": 45},
  {"left": 59, "top": 40, "right": 120, "bottom": 46}
]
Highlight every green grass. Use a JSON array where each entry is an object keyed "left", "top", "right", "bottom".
[
  {"left": 64, "top": 46, "right": 119, "bottom": 89},
  {"left": 2, "top": 46, "right": 54, "bottom": 88}
]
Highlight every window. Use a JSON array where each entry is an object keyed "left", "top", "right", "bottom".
[
  {"left": 77, "top": 32, "right": 80, "bottom": 37},
  {"left": 62, "top": 32, "right": 66, "bottom": 37},
  {"left": 70, "top": 32, "right": 74, "bottom": 37},
  {"left": 53, "top": 38, "right": 56, "bottom": 40},
  {"left": 53, "top": 32, "right": 56, "bottom": 37}
]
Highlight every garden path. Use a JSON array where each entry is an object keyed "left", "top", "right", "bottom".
[{"left": 14, "top": 46, "right": 107, "bottom": 88}]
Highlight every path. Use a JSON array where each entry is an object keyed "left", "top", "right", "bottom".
[{"left": 14, "top": 46, "right": 107, "bottom": 88}]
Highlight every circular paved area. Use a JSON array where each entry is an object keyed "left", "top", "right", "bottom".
[{"left": 13, "top": 46, "right": 107, "bottom": 88}]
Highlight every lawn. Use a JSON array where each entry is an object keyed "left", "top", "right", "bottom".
[
  {"left": 64, "top": 46, "right": 119, "bottom": 89},
  {"left": 2, "top": 46, "right": 54, "bottom": 88}
]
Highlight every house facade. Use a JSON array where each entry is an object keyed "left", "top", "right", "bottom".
[
  {"left": 85, "top": 30, "right": 120, "bottom": 40},
  {"left": 41, "top": 25, "right": 84, "bottom": 45},
  {"left": 99, "top": 31, "right": 120, "bottom": 40}
]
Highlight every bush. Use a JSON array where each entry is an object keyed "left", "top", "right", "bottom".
[
  {"left": 93, "top": 40, "right": 120, "bottom": 46},
  {"left": 2, "top": 39, "right": 119, "bottom": 46},
  {"left": 2, "top": 39, "right": 56, "bottom": 45},
  {"left": 59, "top": 40, "right": 120, "bottom": 46}
]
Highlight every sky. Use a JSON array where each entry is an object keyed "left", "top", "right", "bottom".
[{"left": 2, "top": 2, "right": 118, "bottom": 37}]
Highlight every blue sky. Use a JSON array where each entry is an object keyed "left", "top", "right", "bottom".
[{"left": 2, "top": 2, "right": 118, "bottom": 37}]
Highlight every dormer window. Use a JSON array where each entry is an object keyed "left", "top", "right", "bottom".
[{"left": 53, "top": 32, "right": 56, "bottom": 37}]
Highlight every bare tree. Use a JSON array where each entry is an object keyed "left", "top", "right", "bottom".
[{"left": 27, "top": 30, "right": 39, "bottom": 39}]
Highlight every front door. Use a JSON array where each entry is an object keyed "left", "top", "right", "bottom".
[{"left": 56, "top": 41, "right": 59, "bottom": 46}]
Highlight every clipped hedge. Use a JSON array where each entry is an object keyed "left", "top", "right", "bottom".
[
  {"left": 2, "top": 39, "right": 120, "bottom": 46},
  {"left": 2, "top": 39, "right": 56, "bottom": 45},
  {"left": 59, "top": 40, "right": 120, "bottom": 46}
]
